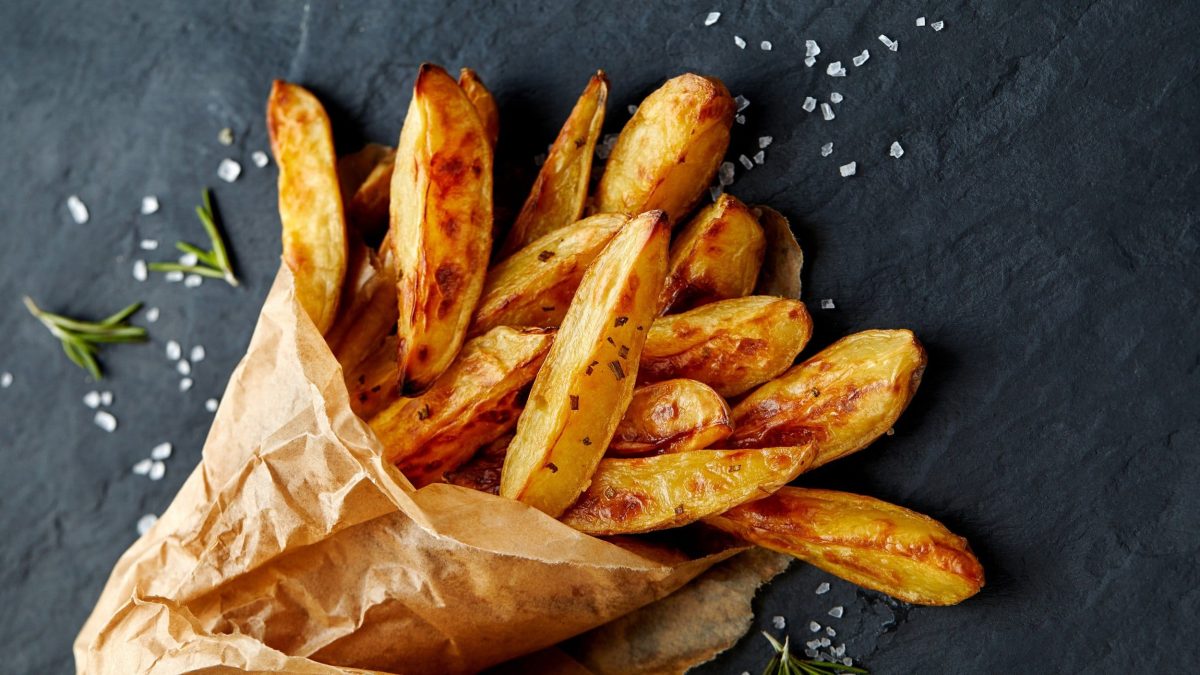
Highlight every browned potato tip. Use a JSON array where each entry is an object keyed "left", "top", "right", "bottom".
[
  {"left": 559, "top": 445, "right": 816, "bottom": 535},
  {"left": 370, "top": 326, "right": 554, "bottom": 487},
  {"left": 728, "top": 329, "right": 926, "bottom": 468},
  {"left": 595, "top": 73, "right": 734, "bottom": 225},
  {"left": 458, "top": 68, "right": 500, "bottom": 148},
  {"left": 608, "top": 379, "right": 732, "bottom": 456},
  {"left": 500, "top": 210, "right": 669, "bottom": 517},
  {"left": 267, "top": 80, "right": 349, "bottom": 334},
  {"left": 390, "top": 63, "right": 494, "bottom": 394},
  {"left": 501, "top": 71, "right": 609, "bottom": 255},
  {"left": 660, "top": 193, "right": 766, "bottom": 314},
  {"left": 706, "top": 487, "right": 984, "bottom": 605},
  {"left": 640, "top": 296, "right": 813, "bottom": 397}
]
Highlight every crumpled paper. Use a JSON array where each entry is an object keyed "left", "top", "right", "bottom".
[{"left": 74, "top": 258, "right": 798, "bottom": 674}]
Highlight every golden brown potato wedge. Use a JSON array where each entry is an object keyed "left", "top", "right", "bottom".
[
  {"left": 390, "top": 63, "right": 494, "bottom": 394},
  {"left": 706, "top": 487, "right": 984, "bottom": 605},
  {"left": 267, "top": 80, "right": 349, "bottom": 334},
  {"left": 327, "top": 256, "right": 398, "bottom": 379},
  {"left": 444, "top": 433, "right": 511, "bottom": 495},
  {"left": 370, "top": 327, "right": 554, "bottom": 487},
  {"left": 640, "top": 296, "right": 812, "bottom": 397},
  {"left": 595, "top": 74, "right": 734, "bottom": 225},
  {"left": 470, "top": 213, "right": 628, "bottom": 336},
  {"left": 346, "top": 335, "right": 400, "bottom": 419},
  {"left": 501, "top": 72, "right": 609, "bottom": 255},
  {"left": 608, "top": 379, "right": 732, "bottom": 456},
  {"left": 660, "top": 194, "right": 766, "bottom": 313},
  {"left": 337, "top": 143, "right": 394, "bottom": 204},
  {"left": 458, "top": 68, "right": 499, "bottom": 148},
  {"left": 345, "top": 147, "right": 396, "bottom": 241},
  {"left": 500, "top": 210, "right": 669, "bottom": 517},
  {"left": 558, "top": 445, "right": 816, "bottom": 535},
  {"left": 751, "top": 205, "right": 803, "bottom": 300},
  {"left": 728, "top": 329, "right": 926, "bottom": 468}
]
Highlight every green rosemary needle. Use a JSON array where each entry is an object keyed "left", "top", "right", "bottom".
[
  {"left": 23, "top": 296, "right": 147, "bottom": 380},
  {"left": 148, "top": 189, "right": 238, "bottom": 286},
  {"left": 760, "top": 632, "right": 868, "bottom": 675}
]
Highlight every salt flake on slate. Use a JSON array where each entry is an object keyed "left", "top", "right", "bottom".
[
  {"left": 190, "top": 345, "right": 205, "bottom": 362},
  {"left": 83, "top": 391, "right": 101, "bottom": 408},
  {"left": 719, "top": 161, "right": 736, "bottom": 186},
  {"left": 820, "top": 142, "right": 833, "bottom": 157},
  {"left": 760, "top": 40, "right": 772, "bottom": 51},
  {"left": 826, "top": 61, "right": 846, "bottom": 77},
  {"left": 217, "top": 127, "right": 234, "bottom": 145},
  {"left": 709, "top": 185, "right": 723, "bottom": 202},
  {"left": 806, "top": 639, "right": 822, "bottom": 650},
  {"left": 834, "top": 643, "right": 846, "bottom": 657},
  {"left": 852, "top": 50, "right": 870, "bottom": 67},
  {"left": 821, "top": 103, "right": 835, "bottom": 120},
  {"left": 148, "top": 461, "right": 166, "bottom": 481},
  {"left": 932, "top": 20, "right": 945, "bottom": 31},
  {"left": 146, "top": 307, "right": 159, "bottom": 323},
  {"left": 826, "top": 626, "right": 836, "bottom": 637},
  {"left": 704, "top": 11, "right": 720, "bottom": 26},
  {"left": 136, "top": 514, "right": 158, "bottom": 535},
  {"left": 251, "top": 151, "right": 270, "bottom": 168},
  {"left": 878, "top": 34, "right": 895, "bottom": 49},
  {"left": 166, "top": 340, "right": 182, "bottom": 361},
  {"left": 816, "top": 582, "right": 830, "bottom": 594},
  {"left": 179, "top": 377, "right": 194, "bottom": 392},
  {"left": 140, "top": 195, "right": 159, "bottom": 215},
  {"left": 734, "top": 35, "right": 746, "bottom": 49},
  {"left": 828, "top": 606, "right": 844, "bottom": 618},
  {"left": 132, "top": 458, "right": 153, "bottom": 475},
  {"left": 821, "top": 298, "right": 836, "bottom": 309},
  {"left": 819, "top": 637, "right": 831, "bottom": 647},
  {"left": 165, "top": 270, "right": 184, "bottom": 282},
  {"left": 140, "top": 238, "right": 158, "bottom": 250},
  {"left": 843, "top": 658, "right": 854, "bottom": 667},
  {"left": 133, "top": 260, "right": 147, "bottom": 282},
  {"left": 94, "top": 411, "right": 117, "bottom": 432},
  {"left": 839, "top": 161, "right": 856, "bottom": 177},
  {"left": 758, "top": 136, "right": 773, "bottom": 149},
  {"left": 805, "top": 39, "right": 821, "bottom": 57},
  {"left": 771, "top": 615, "right": 786, "bottom": 629},
  {"left": 0, "top": 372, "right": 11, "bottom": 388},
  {"left": 178, "top": 252, "right": 199, "bottom": 266},
  {"left": 735, "top": 114, "right": 746, "bottom": 125},
  {"left": 753, "top": 150, "right": 765, "bottom": 165},
  {"left": 205, "top": 397, "right": 219, "bottom": 413},
  {"left": 67, "top": 195, "right": 89, "bottom": 224},
  {"left": 100, "top": 391, "right": 113, "bottom": 406},
  {"left": 217, "top": 158, "right": 241, "bottom": 183},
  {"left": 916, "top": 16, "right": 926, "bottom": 27},
  {"left": 810, "top": 621, "right": 821, "bottom": 632},
  {"left": 184, "top": 274, "right": 203, "bottom": 288},
  {"left": 804, "top": 56, "right": 817, "bottom": 67},
  {"left": 890, "top": 141, "right": 905, "bottom": 158},
  {"left": 176, "top": 359, "right": 191, "bottom": 376},
  {"left": 150, "top": 442, "right": 172, "bottom": 460},
  {"left": 830, "top": 92, "right": 843, "bottom": 103},
  {"left": 738, "top": 154, "right": 754, "bottom": 170},
  {"left": 627, "top": 104, "right": 638, "bottom": 115},
  {"left": 735, "top": 95, "right": 750, "bottom": 112},
  {"left": 802, "top": 97, "right": 817, "bottom": 112}
]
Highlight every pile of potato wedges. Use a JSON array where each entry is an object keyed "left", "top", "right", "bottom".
[{"left": 267, "top": 65, "right": 984, "bottom": 607}]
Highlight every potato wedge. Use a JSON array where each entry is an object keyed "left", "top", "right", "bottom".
[
  {"left": 595, "top": 74, "right": 734, "bottom": 225},
  {"left": 558, "top": 445, "right": 816, "bottom": 535},
  {"left": 328, "top": 258, "right": 398, "bottom": 376},
  {"left": 337, "top": 143, "right": 394, "bottom": 205},
  {"left": 347, "top": 335, "right": 400, "bottom": 419},
  {"left": 501, "top": 72, "right": 609, "bottom": 255},
  {"left": 345, "top": 146, "right": 396, "bottom": 241},
  {"left": 458, "top": 68, "right": 499, "bottom": 148},
  {"left": 444, "top": 433, "right": 511, "bottom": 495},
  {"left": 752, "top": 205, "right": 803, "bottom": 300},
  {"left": 390, "top": 63, "right": 494, "bottom": 394},
  {"left": 267, "top": 80, "right": 349, "bottom": 334},
  {"left": 500, "top": 210, "right": 669, "bottom": 517},
  {"left": 640, "top": 296, "right": 812, "bottom": 397},
  {"left": 660, "top": 194, "right": 766, "bottom": 313},
  {"left": 609, "top": 379, "right": 732, "bottom": 456},
  {"left": 470, "top": 213, "right": 628, "bottom": 336},
  {"left": 728, "top": 329, "right": 926, "bottom": 468},
  {"left": 706, "top": 487, "right": 984, "bottom": 605},
  {"left": 370, "top": 326, "right": 554, "bottom": 487}
]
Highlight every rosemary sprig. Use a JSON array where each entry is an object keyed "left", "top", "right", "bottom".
[
  {"left": 760, "top": 632, "right": 868, "bottom": 675},
  {"left": 23, "top": 296, "right": 147, "bottom": 380},
  {"left": 148, "top": 189, "right": 238, "bottom": 286}
]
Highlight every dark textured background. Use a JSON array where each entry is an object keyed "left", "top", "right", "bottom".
[{"left": 2, "top": 1, "right": 1198, "bottom": 673}]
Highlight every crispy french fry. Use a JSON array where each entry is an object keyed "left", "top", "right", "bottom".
[
  {"left": 595, "top": 73, "right": 734, "bottom": 225},
  {"left": 346, "top": 335, "right": 400, "bottom": 419},
  {"left": 639, "top": 296, "right": 812, "bottom": 397},
  {"left": 608, "top": 379, "right": 732, "bottom": 456},
  {"left": 267, "top": 80, "right": 349, "bottom": 334},
  {"left": 370, "top": 327, "right": 554, "bottom": 487},
  {"left": 390, "top": 63, "right": 494, "bottom": 394},
  {"left": 345, "top": 147, "right": 396, "bottom": 241},
  {"left": 500, "top": 210, "right": 669, "bottom": 517},
  {"left": 728, "top": 329, "right": 926, "bottom": 468},
  {"left": 558, "top": 445, "right": 816, "bottom": 535},
  {"left": 444, "top": 433, "right": 511, "bottom": 495},
  {"left": 458, "top": 68, "right": 500, "bottom": 148},
  {"left": 660, "top": 194, "right": 766, "bottom": 313},
  {"left": 501, "top": 72, "right": 609, "bottom": 255},
  {"left": 706, "top": 487, "right": 984, "bottom": 605},
  {"left": 470, "top": 213, "right": 628, "bottom": 336}
]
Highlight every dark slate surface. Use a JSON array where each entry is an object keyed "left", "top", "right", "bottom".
[{"left": 2, "top": 1, "right": 1198, "bottom": 673}]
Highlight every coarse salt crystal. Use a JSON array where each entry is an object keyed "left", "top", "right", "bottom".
[
  {"left": 704, "top": 11, "right": 720, "bottom": 26},
  {"left": 709, "top": 185, "right": 723, "bottom": 202},
  {"left": 146, "top": 307, "right": 159, "bottom": 322},
  {"left": 165, "top": 270, "right": 184, "bottom": 282},
  {"left": 150, "top": 442, "right": 172, "bottom": 460},
  {"left": 738, "top": 155, "right": 754, "bottom": 170},
  {"left": 932, "top": 20, "right": 944, "bottom": 31},
  {"left": 826, "top": 61, "right": 846, "bottom": 77},
  {"left": 184, "top": 274, "right": 203, "bottom": 288},
  {"left": 760, "top": 40, "right": 772, "bottom": 51},
  {"left": 133, "top": 259, "right": 147, "bottom": 282},
  {"left": 810, "top": 621, "right": 821, "bottom": 632},
  {"left": 0, "top": 372, "right": 10, "bottom": 388},
  {"left": 771, "top": 615, "right": 786, "bottom": 629},
  {"left": 166, "top": 340, "right": 182, "bottom": 361},
  {"left": 839, "top": 161, "right": 856, "bottom": 177},
  {"left": 67, "top": 195, "right": 89, "bottom": 224},
  {"left": 718, "top": 161, "right": 736, "bottom": 186},
  {"left": 890, "top": 141, "right": 905, "bottom": 158},
  {"left": 140, "top": 195, "right": 159, "bottom": 214},
  {"left": 735, "top": 114, "right": 746, "bottom": 125},
  {"left": 734, "top": 35, "right": 746, "bottom": 49},
  {"left": 804, "top": 56, "right": 817, "bottom": 68},
  {"left": 139, "top": 238, "right": 158, "bottom": 250},
  {"left": 252, "top": 151, "right": 270, "bottom": 168},
  {"left": 758, "top": 136, "right": 773, "bottom": 149},
  {"left": 816, "top": 582, "right": 831, "bottom": 594},
  {"left": 148, "top": 461, "right": 166, "bottom": 481},
  {"left": 826, "top": 626, "right": 836, "bottom": 637},
  {"left": 136, "top": 513, "right": 158, "bottom": 535},
  {"left": 828, "top": 606, "right": 844, "bottom": 618},
  {"left": 100, "top": 390, "right": 113, "bottom": 406},
  {"left": 886, "top": 427, "right": 895, "bottom": 435},
  {"left": 190, "top": 345, "right": 205, "bottom": 362},
  {"left": 820, "top": 142, "right": 834, "bottom": 157},
  {"left": 843, "top": 658, "right": 854, "bottom": 667},
  {"left": 753, "top": 150, "right": 766, "bottom": 165},
  {"left": 132, "top": 458, "right": 153, "bottom": 475},
  {"left": 830, "top": 92, "right": 843, "bottom": 104},
  {"left": 802, "top": 97, "right": 817, "bottom": 112},
  {"left": 806, "top": 639, "right": 822, "bottom": 650},
  {"left": 217, "top": 127, "right": 234, "bottom": 145},
  {"left": 889, "top": 39, "right": 900, "bottom": 52},
  {"left": 94, "top": 411, "right": 117, "bottom": 432},
  {"left": 852, "top": 50, "right": 870, "bottom": 67},
  {"left": 819, "top": 637, "right": 831, "bottom": 647},
  {"left": 821, "top": 103, "right": 835, "bottom": 121},
  {"left": 627, "top": 104, "right": 638, "bottom": 115},
  {"left": 83, "top": 391, "right": 101, "bottom": 408},
  {"left": 805, "top": 39, "right": 820, "bottom": 57},
  {"left": 804, "top": 649, "right": 818, "bottom": 658},
  {"left": 217, "top": 158, "right": 241, "bottom": 182},
  {"left": 916, "top": 16, "right": 926, "bottom": 26},
  {"left": 179, "top": 377, "right": 194, "bottom": 392},
  {"left": 179, "top": 252, "right": 199, "bottom": 266},
  {"left": 735, "top": 95, "right": 750, "bottom": 112},
  {"left": 821, "top": 298, "right": 836, "bottom": 309},
  {"left": 176, "top": 360, "right": 191, "bottom": 376},
  {"left": 878, "top": 34, "right": 894, "bottom": 48},
  {"left": 833, "top": 644, "right": 846, "bottom": 657},
  {"left": 205, "top": 397, "right": 219, "bottom": 412}
]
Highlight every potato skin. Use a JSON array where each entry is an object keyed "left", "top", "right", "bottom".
[
  {"left": 706, "top": 487, "right": 984, "bottom": 605},
  {"left": 470, "top": 213, "right": 628, "bottom": 337},
  {"left": 458, "top": 68, "right": 500, "bottom": 148},
  {"left": 640, "top": 296, "right": 812, "bottom": 397},
  {"left": 595, "top": 74, "right": 734, "bottom": 225},
  {"left": 501, "top": 72, "right": 608, "bottom": 255},
  {"left": 390, "top": 63, "right": 494, "bottom": 394},
  {"left": 345, "top": 146, "right": 397, "bottom": 242},
  {"left": 370, "top": 327, "right": 554, "bottom": 487},
  {"left": 444, "top": 433, "right": 511, "bottom": 495},
  {"left": 558, "top": 445, "right": 816, "bottom": 535},
  {"left": 500, "top": 211, "right": 669, "bottom": 517},
  {"left": 346, "top": 334, "right": 400, "bottom": 419},
  {"left": 267, "top": 80, "right": 348, "bottom": 334},
  {"left": 660, "top": 194, "right": 766, "bottom": 313},
  {"left": 728, "top": 329, "right": 926, "bottom": 468},
  {"left": 609, "top": 379, "right": 732, "bottom": 456}
]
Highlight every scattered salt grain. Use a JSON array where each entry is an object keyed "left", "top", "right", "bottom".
[
  {"left": 94, "top": 411, "right": 117, "bottom": 432},
  {"left": 217, "top": 158, "right": 242, "bottom": 183},
  {"left": 205, "top": 398, "right": 219, "bottom": 413},
  {"left": 217, "top": 127, "right": 234, "bottom": 145},
  {"left": 821, "top": 103, "right": 835, "bottom": 121},
  {"left": 804, "top": 56, "right": 817, "bottom": 68},
  {"left": 132, "top": 458, "right": 153, "bottom": 475},
  {"left": 810, "top": 621, "right": 821, "bottom": 632},
  {"left": 826, "top": 61, "right": 846, "bottom": 77},
  {"left": 627, "top": 104, "right": 638, "bottom": 115},
  {"left": 820, "top": 142, "right": 834, "bottom": 157},
  {"left": 753, "top": 150, "right": 766, "bottom": 165},
  {"left": 179, "top": 252, "right": 199, "bottom": 266},
  {"left": 805, "top": 39, "right": 821, "bottom": 57},
  {"left": 132, "top": 259, "right": 147, "bottom": 282},
  {"left": 819, "top": 637, "right": 831, "bottom": 648},
  {"left": 140, "top": 238, "right": 159, "bottom": 250},
  {"left": 735, "top": 95, "right": 750, "bottom": 112},
  {"left": 802, "top": 97, "right": 817, "bottom": 113},
  {"left": 179, "top": 377, "right": 193, "bottom": 392},
  {"left": 190, "top": 345, "right": 205, "bottom": 362},
  {"left": 817, "top": 582, "right": 831, "bottom": 595},
  {"left": 886, "top": 427, "right": 895, "bottom": 436},
  {"left": 704, "top": 11, "right": 720, "bottom": 26},
  {"left": 718, "top": 161, "right": 736, "bottom": 186},
  {"left": 146, "top": 307, "right": 159, "bottom": 323},
  {"left": 0, "top": 372, "right": 11, "bottom": 388},
  {"left": 839, "top": 161, "right": 856, "bottom": 177},
  {"left": 83, "top": 391, "right": 101, "bottom": 408},
  {"left": 533, "top": 153, "right": 547, "bottom": 167},
  {"left": 67, "top": 195, "right": 89, "bottom": 224},
  {"left": 184, "top": 274, "right": 203, "bottom": 288},
  {"left": 165, "top": 270, "right": 184, "bottom": 282},
  {"left": 826, "top": 626, "right": 837, "bottom": 637},
  {"left": 136, "top": 514, "right": 158, "bottom": 535},
  {"left": 165, "top": 340, "right": 182, "bottom": 361},
  {"left": 852, "top": 50, "right": 870, "bottom": 67},
  {"left": 771, "top": 615, "right": 786, "bottom": 630},
  {"left": 806, "top": 639, "right": 822, "bottom": 650},
  {"left": 140, "top": 195, "right": 159, "bottom": 215},
  {"left": 890, "top": 141, "right": 905, "bottom": 158},
  {"left": 150, "top": 442, "right": 172, "bottom": 460},
  {"left": 833, "top": 643, "right": 846, "bottom": 657},
  {"left": 821, "top": 298, "right": 836, "bottom": 309},
  {"left": 251, "top": 151, "right": 270, "bottom": 168},
  {"left": 176, "top": 360, "right": 191, "bottom": 376},
  {"left": 916, "top": 16, "right": 926, "bottom": 27},
  {"left": 709, "top": 185, "right": 723, "bottom": 202},
  {"left": 148, "top": 461, "right": 166, "bottom": 481},
  {"left": 843, "top": 658, "right": 854, "bottom": 667},
  {"left": 758, "top": 136, "right": 773, "bottom": 149},
  {"left": 932, "top": 20, "right": 944, "bottom": 31},
  {"left": 804, "top": 649, "right": 818, "bottom": 658},
  {"left": 738, "top": 154, "right": 754, "bottom": 170},
  {"left": 760, "top": 40, "right": 772, "bottom": 51},
  {"left": 735, "top": 114, "right": 746, "bottom": 125},
  {"left": 828, "top": 606, "right": 844, "bottom": 618},
  {"left": 888, "top": 39, "right": 900, "bottom": 52},
  {"left": 878, "top": 34, "right": 895, "bottom": 49},
  {"left": 100, "top": 391, "right": 113, "bottom": 406},
  {"left": 733, "top": 35, "right": 746, "bottom": 49},
  {"left": 830, "top": 92, "right": 843, "bottom": 104}
]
